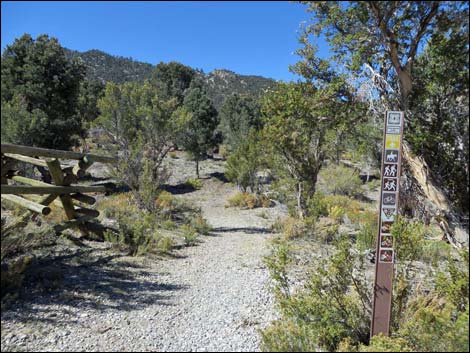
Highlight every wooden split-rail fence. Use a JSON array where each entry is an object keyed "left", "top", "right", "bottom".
[{"left": 1, "top": 143, "right": 115, "bottom": 235}]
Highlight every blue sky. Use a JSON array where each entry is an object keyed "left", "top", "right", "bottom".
[{"left": 1, "top": 1, "right": 329, "bottom": 81}]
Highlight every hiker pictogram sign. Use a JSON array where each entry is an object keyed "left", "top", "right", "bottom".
[{"left": 371, "top": 111, "right": 404, "bottom": 338}]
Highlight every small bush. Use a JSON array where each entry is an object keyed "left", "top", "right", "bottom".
[
  {"left": 155, "top": 191, "right": 175, "bottom": 214},
  {"left": 356, "top": 210, "right": 378, "bottom": 251},
  {"left": 270, "top": 216, "right": 307, "bottom": 239},
  {"left": 420, "top": 240, "right": 452, "bottom": 265},
  {"left": 218, "top": 144, "right": 229, "bottom": 160},
  {"left": 157, "top": 236, "right": 175, "bottom": 254},
  {"left": 181, "top": 224, "right": 198, "bottom": 246},
  {"left": 185, "top": 177, "right": 203, "bottom": 190},
  {"left": 366, "top": 178, "right": 381, "bottom": 191},
  {"left": 319, "top": 164, "right": 363, "bottom": 197},
  {"left": 97, "top": 192, "right": 134, "bottom": 219},
  {"left": 161, "top": 219, "right": 177, "bottom": 230},
  {"left": 226, "top": 192, "right": 271, "bottom": 209},
  {"left": 190, "top": 215, "right": 212, "bottom": 235},
  {"left": 106, "top": 211, "right": 174, "bottom": 256},
  {"left": 306, "top": 192, "right": 328, "bottom": 222},
  {"left": 328, "top": 205, "right": 346, "bottom": 222}
]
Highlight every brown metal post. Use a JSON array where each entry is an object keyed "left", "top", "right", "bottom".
[{"left": 370, "top": 111, "right": 405, "bottom": 337}]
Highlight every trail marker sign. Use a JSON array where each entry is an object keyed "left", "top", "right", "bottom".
[{"left": 370, "top": 111, "right": 404, "bottom": 337}]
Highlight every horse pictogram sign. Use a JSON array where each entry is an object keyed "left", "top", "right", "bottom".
[{"left": 371, "top": 111, "right": 404, "bottom": 338}]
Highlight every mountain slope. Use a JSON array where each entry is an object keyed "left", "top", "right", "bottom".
[
  {"left": 64, "top": 48, "right": 154, "bottom": 83},
  {"left": 65, "top": 48, "right": 276, "bottom": 108}
]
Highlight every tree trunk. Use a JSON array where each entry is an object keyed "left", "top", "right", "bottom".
[
  {"left": 401, "top": 142, "right": 465, "bottom": 248},
  {"left": 397, "top": 69, "right": 467, "bottom": 247},
  {"left": 196, "top": 159, "right": 199, "bottom": 179}
]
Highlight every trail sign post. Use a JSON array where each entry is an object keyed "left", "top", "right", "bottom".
[{"left": 370, "top": 111, "right": 404, "bottom": 337}]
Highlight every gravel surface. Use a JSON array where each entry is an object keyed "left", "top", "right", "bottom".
[{"left": 1, "top": 155, "right": 284, "bottom": 352}]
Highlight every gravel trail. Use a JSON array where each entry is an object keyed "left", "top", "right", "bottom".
[{"left": 1, "top": 166, "right": 282, "bottom": 352}]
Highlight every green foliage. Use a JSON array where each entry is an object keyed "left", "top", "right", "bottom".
[
  {"left": 1, "top": 34, "right": 85, "bottom": 149},
  {"left": 355, "top": 210, "right": 377, "bottom": 252},
  {"left": 262, "top": 236, "right": 371, "bottom": 352},
  {"left": 204, "top": 69, "right": 275, "bottom": 110},
  {"left": 435, "top": 250, "right": 469, "bottom": 312},
  {"left": 305, "top": 192, "right": 328, "bottom": 223},
  {"left": 261, "top": 81, "right": 363, "bottom": 218},
  {"left": 177, "top": 82, "right": 219, "bottom": 178},
  {"left": 150, "top": 61, "right": 196, "bottom": 104},
  {"left": 408, "top": 22, "right": 470, "bottom": 212},
  {"left": 190, "top": 215, "right": 212, "bottom": 236},
  {"left": 295, "top": 1, "right": 469, "bottom": 217},
  {"left": 185, "top": 177, "right": 203, "bottom": 190},
  {"left": 105, "top": 212, "right": 169, "bottom": 256},
  {"left": 397, "top": 294, "right": 469, "bottom": 352},
  {"left": 181, "top": 224, "right": 198, "bottom": 246},
  {"left": 225, "top": 130, "right": 265, "bottom": 193},
  {"left": 218, "top": 93, "right": 262, "bottom": 150},
  {"left": 97, "top": 81, "right": 178, "bottom": 211},
  {"left": 225, "top": 192, "right": 271, "bottom": 210},
  {"left": 352, "top": 334, "right": 412, "bottom": 352},
  {"left": 64, "top": 48, "right": 154, "bottom": 84},
  {"left": 263, "top": 215, "right": 469, "bottom": 352},
  {"left": 420, "top": 240, "right": 452, "bottom": 265},
  {"left": 319, "top": 164, "right": 363, "bottom": 198},
  {"left": 77, "top": 79, "right": 105, "bottom": 131}
]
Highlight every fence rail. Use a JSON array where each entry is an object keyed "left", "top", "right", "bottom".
[{"left": 1, "top": 143, "right": 115, "bottom": 236}]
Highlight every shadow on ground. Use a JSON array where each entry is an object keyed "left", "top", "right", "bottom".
[
  {"left": 162, "top": 183, "right": 196, "bottom": 195},
  {"left": 2, "top": 247, "right": 187, "bottom": 325},
  {"left": 212, "top": 226, "right": 271, "bottom": 234},
  {"left": 208, "top": 172, "right": 228, "bottom": 183}
]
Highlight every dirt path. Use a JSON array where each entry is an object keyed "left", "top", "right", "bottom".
[{"left": 1, "top": 162, "right": 283, "bottom": 352}]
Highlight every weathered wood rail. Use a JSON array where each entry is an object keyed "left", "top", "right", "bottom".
[{"left": 1, "top": 143, "right": 115, "bottom": 235}]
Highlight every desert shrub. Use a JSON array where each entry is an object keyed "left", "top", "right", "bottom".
[
  {"left": 225, "top": 192, "right": 271, "bottom": 209},
  {"left": 328, "top": 205, "right": 346, "bottom": 222},
  {"left": 218, "top": 144, "right": 229, "bottom": 160},
  {"left": 435, "top": 249, "right": 469, "bottom": 312},
  {"left": 1, "top": 255, "right": 34, "bottom": 301},
  {"left": 396, "top": 294, "right": 469, "bottom": 352},
  {"left": 181, "top": 224, "right": 198, "bottom": 246},
  {"left": 161, "top": 219, "right": 177, "bottom": 230},
  {"left": 319, "top": 164, "right": 363, "bottom": 197},
  {"left": 283, "top": 217, "right": 308, "bottom": 239},
  {"left": 356, "top": 210, "right": 378, "bottom": 251},
  {"left": 305, "top": 192, "right": 328, "bottom": 223},
  {"left": 156, "top": 236, "right": 175, "bottom": 254},
  {"left": 225, "top": 130, "right": 264, "bottom": 193},
  {"left": 190, "top": 215, "right": 212, "bottom": 235},
  {"left": 341, "top": 334, "right": 413, "bottom": 352},
  {"left": 366, "top": 178, "right": 381, "bottom": 191},
  {"left": 97, "top": 192, "right": 134, "bottom": 219},
  {"left": 185, "top": 177, "right": 203, "bottom": 190},
  {"left": 104, "top": 209, "right": 175, "bottom": 256},
  {"left": 97, "top": 82, "right": 177, "bottom": 212},
  {"left": 263, "top": 215, "right": 469, "bottom": 352},
  {"left": 261, "top": 236, "right": 371, "bottom": 352},
  {"left": 420, "top": 240, "right": 452, "bottom": 265},
  {"left": 155, "top": 191, "right": 176, "bottom": 215}
]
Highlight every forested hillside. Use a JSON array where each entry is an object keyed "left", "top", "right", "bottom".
[
  {"left": 64, "top": 48, "right": 275, "bottom": 109},
  {"left": 1, "top": 2, "right": 468, "bottom": 352},
  {"left": 64, "top": 48, "right": 154, "bottom": 83}
]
